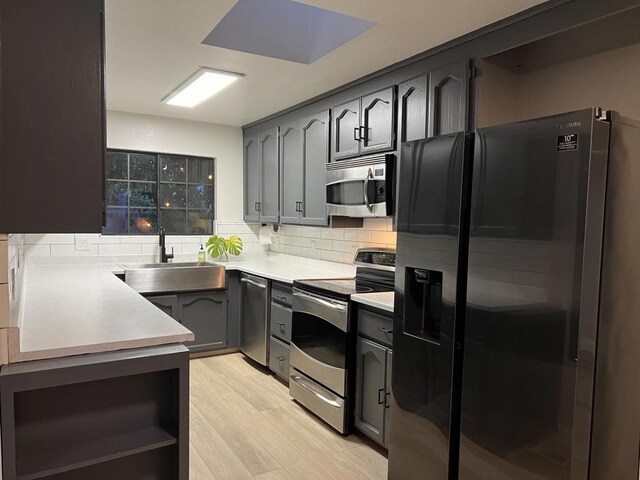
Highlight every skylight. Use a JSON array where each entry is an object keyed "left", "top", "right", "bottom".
[{"left": 202, "top": 0, "right": 377, "bottom": 64}]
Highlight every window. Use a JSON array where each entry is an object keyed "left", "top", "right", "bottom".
[{"left": 104, "top": 150, "right": 215, "bottom": 235}]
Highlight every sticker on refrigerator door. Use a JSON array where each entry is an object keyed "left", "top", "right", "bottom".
[{"left": 557, "top": 134, "right": 578, "bottom": 151}]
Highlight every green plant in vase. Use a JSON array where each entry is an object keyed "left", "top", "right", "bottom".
[{"left": 205, "top": 234, "right": 243, "bottom": 262}]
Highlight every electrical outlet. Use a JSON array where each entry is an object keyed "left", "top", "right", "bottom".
[{"left": 75, "top": 235, "right": 91, "bottom": 251}]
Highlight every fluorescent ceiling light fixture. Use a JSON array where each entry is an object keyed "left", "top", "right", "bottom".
[{"left": 163, "top": 67, "right": 245, "bottom": 107}]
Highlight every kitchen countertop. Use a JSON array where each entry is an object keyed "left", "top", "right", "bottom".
[
  {"left": 351, "top": 291, "right": 395, "bottom": 313},
  {"left": 11, "top": 253, "right": 357, "bottom": 363}
]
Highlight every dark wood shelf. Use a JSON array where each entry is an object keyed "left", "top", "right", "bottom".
[{"left": 16, "top": 426, "right": 177, "bottom": 480}]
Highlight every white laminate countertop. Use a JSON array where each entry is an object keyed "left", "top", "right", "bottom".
[
  {"left": 10, "top": 263, "right": 195, "bottom": 363},
  {"left": 11, "top": 253, "right": 357, "bottom": 363},
  {"left": 351, "top": 291, "right": 395, "bottom": 313}
]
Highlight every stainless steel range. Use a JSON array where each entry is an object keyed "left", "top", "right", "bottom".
[{"left": 290, "top": 248, "right": 396, "bottom": 433}]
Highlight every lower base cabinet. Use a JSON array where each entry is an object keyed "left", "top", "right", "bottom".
[
  {"left": 146, "top": 291, "right": 228, "bottom": 354},
  {"left": 269, "top": 337, "right": 290, "bottom": 382},
  {"left": 0, "top": 345, "right": 190, "bottom": 480},
  {"left": 268, "top": 282, "right": 293, "bottom": 384},
  {"left": 354, "top": 307, "right": 394, "bottom": 448}
]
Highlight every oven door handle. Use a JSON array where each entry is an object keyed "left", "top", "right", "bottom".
[
  {"left": 290, "top": 374, "right": 341, "bottom": 408},
  {"left": 293, "top": 291, "right": 347, "bottom": 312},
  {"left": 363, "top": 168, "right": 374, "bottom": 211}
]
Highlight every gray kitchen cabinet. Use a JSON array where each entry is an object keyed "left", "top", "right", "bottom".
[
  {"left": 259, "top": 127, "right": 280, "bottom": 223},
  {"left": 398, "top": 75, "right": 429, "bottom": 143},
  {"left": 361, "top": 87, "right": 396, "bottom": 154},
  {"left": 355, "top": 337, "right": 388, "bottom": 447},
  {"left": 300, "top": 110, "right": 329, "bottom": 225},
  {"left": 147, "top": 295, "right": 178, "bottom": 319},
  {"left": 244, "top": 134, "right": 261, "bottom": 222},
  {"left": 428, "top": 61, "right": 469, "bottom": 137},
  {"left": 226, "top": 271, "right": 242, "bottom": 349},
  {"left": 0, "top": 345, "right": 190, "bottom": 480},
  {"left": 331, "top": 99, "right": 361, "bottom": 161},
  {"left": 268, "top": 282, "right": 293, "bottom": 384},
  {"left": 280, "top": 121, "right": 303, "bottom": 224},
  {"left": 244, "top": 127, "right": 279, "bottom": 223},
  {"left": 178, "top": 292, "right": 228, "bottom": 353},
  {"left": 385, "top": 349, "right": 392, "bottom": 448},
  {"left": 331, "top": 87, "right": 395, "bottom": 161},
  {"left": 279, "top": 110, "right": 329, "bottom": 227}
]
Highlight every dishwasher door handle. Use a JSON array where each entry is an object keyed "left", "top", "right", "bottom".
[{"left": 241, "top": 277, "right": 267, "bottom": 289}]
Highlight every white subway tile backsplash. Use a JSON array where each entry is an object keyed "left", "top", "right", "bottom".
[
  {"left": 343, "top": 230, "right": 371, "bottom": 242},
  {"left": 97, "top": 244, "right": 142, "bottom": 255},
  {"left": 119, "top": 236, "right": 156, "bottom": 244},
  {"left": 25, "top": 245, "right": 52, "bottom": 256},
  {"left": 321, "top": 229, "right": 344, "bottom": 240},
  {"left": 51, "top": 244, "right": 99, "bottom": 255},
  {"left": 25, "top": 234, "right": 75, "bottom": 245},
  {"left": 270, "top": 219, "right": 396, "bottom": 264}
]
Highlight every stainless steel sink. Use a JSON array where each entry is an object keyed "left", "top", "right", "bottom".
[{"left": 123, "top": 262, "right": 226, "bottom": 294}]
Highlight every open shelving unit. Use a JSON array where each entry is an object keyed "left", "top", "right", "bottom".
[{"left": 1, "top": 345, "right": 189, "bottom": 480}]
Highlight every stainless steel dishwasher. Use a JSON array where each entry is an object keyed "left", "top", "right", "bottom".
[{"left": 240, "top": 273, "right": 271, "bottom": 365}]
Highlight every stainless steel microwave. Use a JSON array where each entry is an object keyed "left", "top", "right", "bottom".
[{"left": 326, "top": 153, "right": 395, "bottom": 218}]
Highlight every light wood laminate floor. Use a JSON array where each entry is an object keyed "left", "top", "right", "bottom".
[{"left": 190, "top": 353, "right": 388, "bottom": 480}]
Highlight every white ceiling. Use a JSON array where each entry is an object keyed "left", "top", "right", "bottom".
[{"left": 105, "top": 0, "right": 546, "bottom": 127}]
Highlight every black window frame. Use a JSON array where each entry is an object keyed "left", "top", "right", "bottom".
[{"left": 103, "top": 148, "right": 216, "bottom": 235}]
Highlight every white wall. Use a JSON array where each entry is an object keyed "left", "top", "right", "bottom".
[{"left": 107, "top": 110, "right": 244, "bottom": 222}]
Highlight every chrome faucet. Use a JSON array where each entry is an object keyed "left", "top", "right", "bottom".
[{"left": 159, "top": 227, "right": 174, "bottom": 263}]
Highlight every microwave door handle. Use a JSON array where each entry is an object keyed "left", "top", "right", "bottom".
[{"left": 363, "top": 168, "right": 374, "bottom": 211}]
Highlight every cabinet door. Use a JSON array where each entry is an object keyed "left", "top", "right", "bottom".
[
  {"left": 331, "top": 99, "right": 361, "bottom": 161},
  {"left": 399, "top": 75, "right": 429, "bottom": 143},
  {"left": 243, "top": 133, "right": 261, "bottom": 222},
  {"left": 361, "top": 87, "right": 395, "bottom": 154},
  {"left": 0, "top": 0, "right": 105, "bottom": 233},
  {"left": 178, "top": 292, "right": 228, "bottom": 352},
  {"left": 355, "top": 337, "right": 387, "bottom": 446},
  {"left": 147, "top": 295, "right": 178, "bottom": 320},
  {"left": 300, "top": 110, "right": 329, "bottom": 226},
  {"left": 279, "top": 122, "right": 303, "bottom": 225},
  {"left": 259, "top": 127, "right": 280, "bottom": 223},
  {"left": 428, "top": 61, "right": 469, "bottom": 137},
  {"left": 384, "top": 349, "right": 393, "bottom": 448}
]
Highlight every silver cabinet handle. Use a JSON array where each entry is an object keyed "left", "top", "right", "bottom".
[
  {"left": 291, "top": 374, "right": 341, "bottom": 408},
  {"left": 363, "top": 168, "right": 374, "bottom": 212},
  {"left": 378, "top": 327, "right": 392, "bottom": 334},
  {"left": 241, "top": 277, "right": 267, "bottom": 289},
  {"left": 277, "top": 356, "right": 285, "bottom": 362},
  {"left": 353, "top": 127, "right": 360, "bottom": 141},
  {"left": 293, "top": 291, "right": 346, "bottom": 311}
]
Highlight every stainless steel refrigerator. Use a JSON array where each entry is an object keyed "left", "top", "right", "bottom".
[{"left": 388, "top": 108, "right": 640, "bottom": 480}]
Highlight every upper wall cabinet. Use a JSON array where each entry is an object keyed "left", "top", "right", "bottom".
[
  {"left": 428, "top": 61, "right": 469, "bottom": 137},
  {"left": 398, "top": 61, "right": 469, "bottom": 144},
  {"left": 0, "top": 0, "right": 106, "bottom": 233},
  {"left": 244, "top": 127, "right": 280, "bottom": 223},
  {"left": 331, "top": 87, "right": 396, "bottom": 161},
  {"left": 280, "top": 110, "right": 329, "bottom": 226}
]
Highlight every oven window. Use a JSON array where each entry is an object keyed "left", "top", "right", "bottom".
[{"left": 292, "top": 312, "right": 347, "bottom": 369}]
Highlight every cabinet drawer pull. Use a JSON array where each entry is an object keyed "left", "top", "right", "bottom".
[
  {"left": 377, "top": 388, "right": 385, "bottom": 405},
  {"left": 378, "top": 327, "right": 392, "bottom": 334},
  {"left": 277, "top": 356, "right": 285, "bottom": 362}
]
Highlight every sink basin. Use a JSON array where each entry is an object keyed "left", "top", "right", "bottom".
[{"left": 123, "top": 262, "right": 226, "bottom": 294}]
